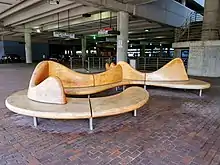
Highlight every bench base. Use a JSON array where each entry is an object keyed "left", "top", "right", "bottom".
[{"left": 32, "top": 110, "right": 138, "bottom": 130}]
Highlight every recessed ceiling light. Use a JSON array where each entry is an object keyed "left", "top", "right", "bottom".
[
  {"left": 33, "top": 26, "right": 40, "bottom": 29},
  {"left": 36, "top": 29, "right": 41, "bottom": 33},
  {"left": 155, "top": 36, "right": 166, "bottom": 38},
  {"left": 145, "top": 29, "right": 149, "bottom": 32}
]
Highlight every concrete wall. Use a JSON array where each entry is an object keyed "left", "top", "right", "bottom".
[
  {"left": 32, "top": 43, "right": 49, "bottom": 61},
  {"left": 4, "top": 41, "right": 25, "bottom": 59},
  {"left": 3, "top": 41, "right": 49, "bottom": 61},
  {"left": 173, "top": 40, "right": 220, "bottom": 77}
]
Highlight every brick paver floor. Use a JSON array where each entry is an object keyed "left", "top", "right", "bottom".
[{"left": 0, "top": 63, "right": 220, "bottom": 165}]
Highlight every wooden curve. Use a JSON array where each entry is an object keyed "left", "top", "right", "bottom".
[
  {"left": 93, "top": 65, "right": 123, "bottom": 86},
  {"left": 28, "top": 61, "right": 66, "bottom": 104},
  {"left": 110, "top": 62, "right": 116, "bottom": 67},
  {"left": 28, "top": 58, "right": 210, "bottom": 101},
  {"left": 117, "top": 61, "right": 145, "bottom": 81},
  {"left": 28, "top": 76, "right": 67, "bottom": 104},
  {"left": 147, "top": 58, "right": 189, "bottom": 81},
  {"left": 105, "top": 63, "right": 110, "bottom": 70},
  {"left": 47, "top": 61, "right": 94, "bottom": 87}
]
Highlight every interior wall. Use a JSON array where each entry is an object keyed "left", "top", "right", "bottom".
[{"left": 3, "top": 41, "right": 49, "bottom": 61}]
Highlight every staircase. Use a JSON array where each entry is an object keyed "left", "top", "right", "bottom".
[{"left": 175, "top": 12, "right": 203, "bottom": 42}]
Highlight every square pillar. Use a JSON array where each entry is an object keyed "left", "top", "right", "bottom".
[
  {"left": 24, "top": 30, "right": 32, "bottom": 63},
  {"left": 202, "top": 0, "right": 220, "bottom": 40},
  {"left": 81, "top": 35, "right": 87, "bottom": 67},
  {"left": 117, "top": 11, "right": 129, "bottom": 63}
]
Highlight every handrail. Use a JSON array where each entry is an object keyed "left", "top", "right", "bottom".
[
  {"left": 69, "top": 56, "right": 188, "bottom": 72},
  {"left": 175, "top": 11, "right": 203, "bottom": 42}
]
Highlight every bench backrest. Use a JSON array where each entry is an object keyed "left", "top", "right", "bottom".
[
  {"left": 146, "top": 58, "right": 189, "bottom": 81},
  {"left": 93, "top": 65, "right": 123, "bottom": 86},
  {"left": 29, "top": 61, "right": 123, "bottom": 89},
  {"left": 48, "top": 61, "right": 94, "bottom": 87},
  {"left": 116, "top": 61, "right": 145, "bottom": 81},
  {"left": 29, "top": 61, "right": 49, "bottom": 88}
]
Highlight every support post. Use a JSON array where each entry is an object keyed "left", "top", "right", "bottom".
[
  {"left": 33, "top": 117, "right": 38, "bottom": 127},
  {"left": 199, "top": 89, "right": 202, "bottom": 97},
  {"left": 117, "top": 11, "right": 128, "bottom": 63},
  {"left": 24, "top": 29, "right": 32, "bottom": 63},
  {"left": 133, "top": 110, "right": 137, "bottom": 117},
  {"left": 81, "top": 35, "right": 86, "bottom": 67},
  {"left": 89, "top": 118, "right": 93, "bottom": 130},
  {"left": 70, "top": 57, "right": 73, "bottom": 69}
]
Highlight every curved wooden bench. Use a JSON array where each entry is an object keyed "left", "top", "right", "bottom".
[
  {"left": 5, "top": 87, "right": 149, "bottom": 130},
  {"left": 28, "top": 58, "right": 210, "bottom": 100}
]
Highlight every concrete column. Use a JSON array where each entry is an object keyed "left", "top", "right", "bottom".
[
  {"left": 173, "top": 49, "right": 181, "bottom": 58},
  {"left": 24, "top": 31, "right": 32, "bottom": 63},
  {"left": 172, "top": 41, "right": 220, "bottom": 77},
  {"left": 141, "top": 45, "right": 145, "bottom": 56},
  {"left": 81, "top": 36, "right": 86, "bottom": 66},
  {"left": 0, "top": 36, "right": 5, "bottom": 58},
  {"left": 160, "top": 46, "right": 163, "bottom": 57},
  {"left": 202, "top": 0, "right": 220, "bottom": 40},
  {"left": 117, "top": 11, "right": 128, "bottom": 63}
]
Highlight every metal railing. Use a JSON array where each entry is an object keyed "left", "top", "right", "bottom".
[
  {"left": 85, "top": 56, "right": 116, "bottom": 72},
  {"left": 175, "top": 11, "right": 203, "bottom": 42},
  {"left": 134, "top": 57, "right": 188, "bottom": 71},
  {"left": 69, "top": 57, "right": 83, "bottom": 69},
  {"left": 69, "top": 56, "right": 188, "bottom": 72}
]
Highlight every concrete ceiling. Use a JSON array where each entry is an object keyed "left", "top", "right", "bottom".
[
  {"left": 0, "top": 0, "right": 23, "bottom": 14},
  {"left": 0, "top": 0, "right": 193, "bottom": 44}
]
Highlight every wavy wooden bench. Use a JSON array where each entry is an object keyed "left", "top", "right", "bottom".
[
  {"left": 27, "top": 58, "right": 210, "bottom": 105},
  {"left": 5, "top": 87, "right": 149, "bottom": 130},
  {"left": 108, "top": 59, "right": 211, "bottom": 97}
]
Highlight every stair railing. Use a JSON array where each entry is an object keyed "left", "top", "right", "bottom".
[{"left": 175, "top": 11, "right": 203, "bottom": 42}]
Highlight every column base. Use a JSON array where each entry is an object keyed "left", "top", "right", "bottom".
[{"left": 187, "top": 41, "right": 220, "bottom": 77}]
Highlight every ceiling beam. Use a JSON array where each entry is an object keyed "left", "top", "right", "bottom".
[
  {"left": 12, "top": 3, "right": 84, "bottom": 27},
  {"left": 42, "top": 11, "right": 117, "bottom": 31},
  {"left": 2, "top": 0, "right": 75, "bottom": 26},
  {"left": 0, "top": 0, "right": 42, "bottom": 20},
  {"left": 73, "top": 0, "right": 193, "bottom": 27},
  {"left": 26, "top": 6, "right": 98, "bottom": 28}
]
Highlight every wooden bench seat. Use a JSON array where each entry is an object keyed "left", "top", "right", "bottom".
[
  {"left": 5, "top": 87, "right": 149, "bottom": 130},
  {"left": 90, "top": 87, "right": 148, "bottom": 118},
  {"left": 145, "top": 78, "right": 210, "bottom": 96},
  {"left": 145, "top": 78, "right": 210, "bottom": 90},
  {"left": 5, "top": 90, "right": 91, "bottom": 120}
]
